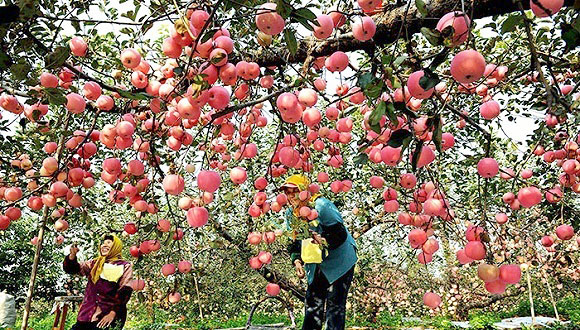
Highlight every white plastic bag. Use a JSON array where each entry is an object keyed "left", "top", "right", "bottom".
[{"left": 0, "top": 291, "right": 16, "bottom": 329}]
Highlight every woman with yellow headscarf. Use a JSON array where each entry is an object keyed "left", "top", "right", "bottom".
[
  {"left": 63, "top": 234, "right": 133, "bottom": 329},
  {"left": 280, "top": 174, "right": 357, "bottom": 330}
]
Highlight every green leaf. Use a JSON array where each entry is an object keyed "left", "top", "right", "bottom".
[
  {"left": 415, "top": 0, "right": 427, "bottom": 17},
  {"left": 561, "top": 23, "right": 580, "bottom": 51},
  {"left": 354, "top": 153, "right": 368, "bottom": 166},
  {"left": 419, "top": 68, "right": 440, "bottom": 91},
  {"left": 31, "top": 109, "right": 41, "bottom": 121},
  {"left": 209, "top": 239, "right": 225, "bottom": 248},
  {"left": 572, "top": 16, "right": 580, "bottom": 33},
  {"left": 393, "top": 102, "right": 406, "bottom": 111},
  {"left": 420, "top": 27, "right": 441, "bottom": 47},
  {"left": 381, "top": 54, "right": 392, "bottom": 65},
  {"left": 276, "top": 0, "right": 293, "bottom": 19},
  {"left": 222, "top": 192, "right": 234, "bottom": 201},
  {"left": 173, "top": 66, "right": 184, "bottom": 75},
  {"left": 9, "top": 62, "right": 30, "bottom": 80},
  {"left": 18, "top": 0, "right": 40, "bottom": 19},
  {"left": 0, "top": 5, "right": 20, "bottom": 22},
  {"left": 201, "top": 29, "right": 218, "bottom": 43},
  {"left": 428, "top": 49, "right": 450, "bottom": 71},
  {"left": 71, "top": 19, "right": 81, "bottom": 31},
  {"left": 19, "top": 117, "right": 26, "bottom": 129},
  {"left": 400, "top": 134, "right": 413, "bottom": 154},
  {"left": 398, "top": 106, "right": 418, "bottom": 119},
  {"left": 501, "top": 14, "right": 523, "bottom": 34},
  {"left": 127, "top": 4, "right": 140, "bottom": 20},
  {"left": 390, "top": 75, "right": 402, "bottom": 89},
  {"left": 44, "top": 88, "right": 67, "bottom": 105},
  {"left": 369, "top": 121, "right": 381, "bottom": 134},
  {"left": 224, "top": 0, "right": 239, "bottom": 11},
  {"left": 432, "top": 114, "right": 443, "bottom": 153},
  {"left": 365, "top": 81, "right": 384, "bottom": 99},
  {"left": 0, "top": 50, "right": 12, "bottom": 71},
  {"left": 369, "top": 101, "right": 386, "bottom": 134},
  {"left": 385, "top": 102, "right": 398, "bottom": 125},
  {"left": 45, "top": 46, "right": 70, "bottom": 69},
  {"left": 118, "top": 90, "right": 152, "bottom": 100},
  {"left": 387, "top": 129, "right": 412, "bottom": 148},
  {"left": 141, "top": 22, "right": 153, "bottom": 34},
  {"left": 393, "top": 55, "right": 407, "bottom": 67},
  {"left": 192, "top": 74, "right": 207, "bottom": 84},
  {"left": 143, "top": 223, "right": 155, "bottom": 232},
  {"left": 293, "top": 7, "right": 316, "bottom": 20},
  {"left": 294, "top": 16, "right": 315, "bottom": 31},
  {"left": 290, "top": 13, "right": 318, "bottom": 30},
  {"left": 210, "top": 52, "right": 227, "bottom": 65},
  {"left": 411, "top": 140, "right": 424, "bottom": 172},
  {"left": 15, "top": 38, "right": 33, "bottom": 54},
  {"left": 284, "top": 28, "right": 297, "bottom": 55},
  {"left": 441, "top": 26, "right": 457, "bottom": 48},
  {"left": 357, "top": 73, "right": 374, "bottom": 90}
]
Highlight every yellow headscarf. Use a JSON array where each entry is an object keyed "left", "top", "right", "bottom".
[
  {"left": 90, "top": 234, "right": 123, "bottom": 284},
  {"left": 282, "top": 174, "right": 321, "bottom": 215},
  {"left": 282, "top": 174, "right": 310, "bottom": 191}
]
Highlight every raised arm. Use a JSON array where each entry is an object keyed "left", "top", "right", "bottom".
[{"left": 63, "top": 244, "right": 93, "bottom": 277}]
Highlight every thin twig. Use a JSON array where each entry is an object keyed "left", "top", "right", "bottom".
[{"left": 517, "top": 0, "right": 554, "bottom": 109}]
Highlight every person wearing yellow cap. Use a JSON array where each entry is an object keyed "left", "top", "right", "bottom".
[
  {"left": 63, "top": 234, "right": 133, "bottom": 329},
  {"left": 280, "top": 174, "right": 357, "bottom": 330}
]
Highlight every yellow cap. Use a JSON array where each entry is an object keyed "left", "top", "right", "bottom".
[{"left": 280, "top": 174, "right": 310, "bottom": 191}]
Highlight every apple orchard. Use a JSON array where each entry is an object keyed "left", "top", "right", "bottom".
[{"left": 1, "top": 0, "right": 580, "bottom": 323}]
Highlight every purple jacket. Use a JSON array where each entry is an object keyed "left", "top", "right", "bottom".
[{"left": 63, "top": 256, "right": 133, "bottom": 326}]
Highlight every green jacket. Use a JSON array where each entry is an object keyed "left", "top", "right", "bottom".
[{"left": 285, "top": 197, "right": 357, "bottom": 285}]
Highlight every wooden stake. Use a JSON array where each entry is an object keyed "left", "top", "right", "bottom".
[
  {"left": 21, "top": 206, "right": 49, "bottom": 330},
  {"left": 543, "top": 270, "right": 559, "bottom": 321},
  {"left": 193, "top": 273, "right": 203, "bottom": 319},
  {"left": 526, "top": 267, "right": 535, "bottom": 326}
]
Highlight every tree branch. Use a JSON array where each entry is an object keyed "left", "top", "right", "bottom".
[
  {"left": 456, "top": 291, "right": 521, "bottom": 318},
  {"left": 24, "top": 29, "right": 135, "bottom": 95},
  {"left": 39, "top": 15, "right": 160, "bottom": 26},
  {"left": 435, "top": 94, "right": 492, "bottom": 140},
  {"left": 211, "top": 219, "right": 306, "bottom": 300},
  {"left": 210, "top": 87, "right": 290, "bottom": 121},
  {"left": 235, "top": 0, "right": 575, "bottom": 67},
  {"left": 517, "top": 0, "right": 554, "bottom": 109},
  {"left": 0, "top": 85, "right": 29, "bottom": 98}
]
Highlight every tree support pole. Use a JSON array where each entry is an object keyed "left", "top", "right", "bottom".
[
  {"left": 21, "top": 206, "right": 50, "bottom": 330},
  {"left": 526, "top": 267, "right": 535, "bottom": 326},
  {"left": 193, "top": 273, "right": 204, "bottom": 319},
  {"left": 543, "top": 270, "right": 559, "bottom": 321}
]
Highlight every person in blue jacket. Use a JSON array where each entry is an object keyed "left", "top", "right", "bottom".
[{"left": 280, "top": 174, "right": 357, "bottom": 330}]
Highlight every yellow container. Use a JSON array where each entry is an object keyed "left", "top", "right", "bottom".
[{"left": 301, "top": 239, "right": 323, "bottom": 264}]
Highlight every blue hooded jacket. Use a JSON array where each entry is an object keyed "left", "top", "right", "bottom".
[{"left": 285, "top": 197, "right": 357, "bottom": 285}]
